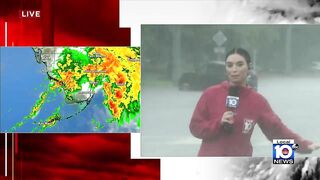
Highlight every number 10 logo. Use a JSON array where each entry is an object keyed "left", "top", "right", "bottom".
[{"left": 273, "top": 139, "right": 295, "bottom": 164}]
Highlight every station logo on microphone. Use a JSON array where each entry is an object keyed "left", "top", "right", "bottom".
[
  {"left": 273, "top": 139, "right": 298, "bottom": 164},
  {"left": 226, "top": 96, "right": 239, "bottom": 108}
]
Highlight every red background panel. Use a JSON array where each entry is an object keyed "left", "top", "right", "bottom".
[
  {"left": 14, "top": 134, "right": 160, "bottom": 180},
  {"left": 0, "top": 20, "right": 5, "bottom": 46},
  {"left": 0, "top": 1, "right": 147, "bottom": 179},
  {"left": 0, "top": 0, "right": 130, "bottom": 46},
  {"left": 0, "top": 134, "right": 13, "bottom": 179}
]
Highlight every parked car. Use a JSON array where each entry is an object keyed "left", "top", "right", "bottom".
[{"left": 178, "top": 61, "right": 258, "bottom": 91}]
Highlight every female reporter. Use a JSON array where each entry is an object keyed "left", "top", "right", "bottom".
[{"left": 189, "top": 48, "right": 320, "bottom": 156}]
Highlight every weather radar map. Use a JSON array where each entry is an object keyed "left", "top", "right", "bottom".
[{"left": 0, "top": 47, "right": 140, "bottom": 132}]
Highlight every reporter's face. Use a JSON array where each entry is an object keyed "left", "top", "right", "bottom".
[{"left": 225, "top": 53, "right": 249, "bottom": 86}]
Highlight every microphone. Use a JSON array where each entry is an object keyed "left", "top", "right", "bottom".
[{"left": 222, "top": 86, "right": 240, "bottom": 133}]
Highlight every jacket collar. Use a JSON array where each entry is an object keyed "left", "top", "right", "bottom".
[{"left": 221, "top": 81, "right": 253, "bottom": 96}]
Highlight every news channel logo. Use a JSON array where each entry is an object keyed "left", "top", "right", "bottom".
[
  {"left": 273, "top": 139, "right": 299, "bottom": 164},
  {"left": 226, "top": 96, "right": 239, "bottom": 108}
]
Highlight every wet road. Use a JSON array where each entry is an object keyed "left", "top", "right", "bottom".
[{"left": 141, "top": 74, "right": 320, "bottom": 157}]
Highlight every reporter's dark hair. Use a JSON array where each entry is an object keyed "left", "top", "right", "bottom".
[{"left": 225, "top": 48, "right": 251, "bottom": 69}]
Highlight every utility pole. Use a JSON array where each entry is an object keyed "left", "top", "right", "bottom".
[
  {"left": 171, "top": 27, "right": 182, "bottom": 84},
  {"left": 285, "top": 26, "right": 293, "bottom": 74}
]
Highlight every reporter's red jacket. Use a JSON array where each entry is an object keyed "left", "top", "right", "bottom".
[{"left": 189, "top": 81, "right": 312, "bottom": 156}]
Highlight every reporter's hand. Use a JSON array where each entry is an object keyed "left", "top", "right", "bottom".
[
  {"left": 221, "top": 111, "right": 234, "bottom": 125},
  {"left": 308, "top": 142, "right": 320, "bottom": 152}
]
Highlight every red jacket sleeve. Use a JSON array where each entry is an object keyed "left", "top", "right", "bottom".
[
  {"left": 189, "top": 90, "right": 222, "bottom": 140},
  {"left": 257, "top": 96, "right": 312, "bottom": 153}
]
